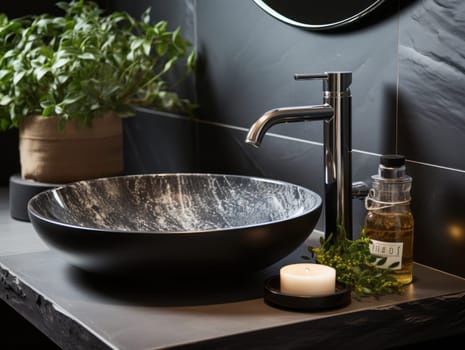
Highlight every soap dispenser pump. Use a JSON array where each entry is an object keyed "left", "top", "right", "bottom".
[{"left": 364, "top": 154, "right": 414, "bottom": 285}]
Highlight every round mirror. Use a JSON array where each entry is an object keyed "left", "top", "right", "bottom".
[{"left": 254, "top": 0, "right": 386, "bottom": 30}]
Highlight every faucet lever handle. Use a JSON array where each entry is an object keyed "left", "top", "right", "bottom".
[
  {"left": 294, "top": 73, "right": 328, "bottom": 80},
  {"left": 295, "top": 72, "right": 352, "bottom": 92}
]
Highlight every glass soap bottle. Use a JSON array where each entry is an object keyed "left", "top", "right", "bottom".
[{"left": 364, "top": 154, "right": 414, "bottom": 285}]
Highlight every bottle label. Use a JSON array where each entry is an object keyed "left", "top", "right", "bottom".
[{"left": 369, "top": 239, "right": 403, "bottom": 270}]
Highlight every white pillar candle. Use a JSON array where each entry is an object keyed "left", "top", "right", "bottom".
[{"left": 280, "top": 263, "right": 336, "bottom": 297}]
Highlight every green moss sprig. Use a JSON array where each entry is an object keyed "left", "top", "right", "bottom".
[{"left": 308, "top": 227, "right": 405, "bottom": 300}]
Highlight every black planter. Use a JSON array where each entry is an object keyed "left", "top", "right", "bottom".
[{"left": 9, "top": 174, "right": 58, "bottom": 222}]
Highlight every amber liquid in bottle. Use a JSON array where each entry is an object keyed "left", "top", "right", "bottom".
[
  {"left": 364, "top": 209, "right": 414, "bottom": 285},
  {"left": 364, "top": 154, "right": 414, "bottom": 285}
]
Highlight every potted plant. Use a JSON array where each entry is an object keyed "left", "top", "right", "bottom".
[{"left": 0, "top": 0, "right": 196, "bottom": 184}]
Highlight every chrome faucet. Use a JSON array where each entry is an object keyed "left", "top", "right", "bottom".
[{"left": 246, "top": 71, "right": 365, "bottom": 240}]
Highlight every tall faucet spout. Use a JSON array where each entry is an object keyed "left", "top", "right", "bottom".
[
  {"left": 245, "top": 71, "right": 353, "bottom": 240},
  {"left": 245, "top": 104, "right": 334, "bottom": 147}
]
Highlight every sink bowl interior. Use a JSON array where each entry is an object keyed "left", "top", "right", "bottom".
[{"left": 28, "top": 173, "right": 322, "bottom": 275}]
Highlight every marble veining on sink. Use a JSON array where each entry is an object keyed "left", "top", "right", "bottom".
[
  {"left": 27, "top": 173, "right": 322, "bottom": 274},
  {"left": 31, "top": 174, "right": 317, "bottom": 232}
]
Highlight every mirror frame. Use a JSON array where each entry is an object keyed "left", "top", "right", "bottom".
[{"left": 253, "top": 0, "right": 386, "bottom": 31}]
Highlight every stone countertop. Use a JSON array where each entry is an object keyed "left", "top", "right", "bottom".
[{"left": 1, "top": 188, "right": 465, "bottom": 350}]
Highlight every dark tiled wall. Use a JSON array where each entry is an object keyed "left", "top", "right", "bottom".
[
  {"left": 2, "top": 1, "right": 462, "bottom": 277},
  {"left": 112, "top": 0, "right": 465, "bottom": 278}
]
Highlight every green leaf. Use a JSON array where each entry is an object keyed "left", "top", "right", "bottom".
[
  {"left": 78, "top": 53, "right": 96, "bottom": 60},
  {"left": 9, "top": 103, "right": 16, "bottom": 120},
  {"left": 34, "top": 67, "right": 50, "bottom": 81},
  {"left": 142, "top": 39, "right": 151, "bottom": 56},
  {"left": 154, "top": 21, "right": 167, "bottom": 34},
  {"left": 162, "top": 57, "right": 176, "bottom": 74},
  {"left": 376, "top": 257, "right": 387, "bottom": 266},
  {"left": 54, "top": 104, "right": 64, "bottom": 115},
  {"left": 13, "top": 71, "right": 25, "bottom": 85},
  {"left": 3, "top": 49, "right": 18, "bottom": 59},
  {"left": 388, "top": 261, "right": 400, "bottom": 269},
  {"left": 0, "top": 70, "right": 10, "bottom": 80},
  {"left": 62, "top": 94, "right": 85, "bottom": 105},
  {"left": 42, "top": 105, "right": 55, "bottom": 116},
  {"left": 56, "top": 75, "right": 69, "bottom": 84},
  {"left": 187, "top": 51, "right": 196, "bottom": 72},
  {"left": 156, "top": 42, "right": 167, "bottom": 56},
  {"left": 0, "top": 95, "right": 13, "bottom": 106},
  {"left": 52, "top": 58, "right": 70, "bottom": 70},
  {"left": 141, "top": 7, "right": 151, "bottom": 24},
  {"left": 130, "top": 38, "right": 144, "bottom": 51}
]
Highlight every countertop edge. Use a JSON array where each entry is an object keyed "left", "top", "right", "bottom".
[
  {"left": 0, "top": 263, "right": 112, "bottom": 350},
  {"left": 170, "top": 292, "right": 465, "bottom": 349},
  {"left": 2, "top": 259, "right": 465, "bottom": 350}
]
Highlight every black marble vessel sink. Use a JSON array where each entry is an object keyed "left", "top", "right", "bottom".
[{"left": 27, "top": 173, "right": 322, "bottom": 275}]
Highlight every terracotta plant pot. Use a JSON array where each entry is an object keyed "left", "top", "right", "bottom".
[{"left": 19, "top": 113, "right": 123, "bottom": 184}]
